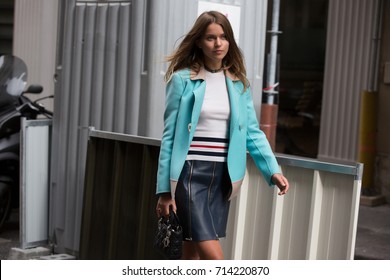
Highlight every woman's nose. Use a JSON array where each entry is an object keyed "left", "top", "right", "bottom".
[{"left": 215, "top": 38, "right": 221, "bottom": 46}]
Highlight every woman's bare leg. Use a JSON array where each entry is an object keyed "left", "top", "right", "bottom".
[
  {"left": 196, "top": 240, "right": 224, "bottom": 260},
  {"left": 182, "top": 241, "right": 200, "bottom": 260},
  {"left": 182, "top": 240, "right": 224, "bottom": 260}
]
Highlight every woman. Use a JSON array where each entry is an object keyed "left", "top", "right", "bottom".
[{"left": 155, "top": 11, "right": 289, "bottom": 260}]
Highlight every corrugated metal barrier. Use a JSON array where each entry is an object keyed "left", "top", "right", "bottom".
[
  {"left": 80, "top": 129, "right": 363, "bottom": 260},
  {"left": 318, "top": 0, "right": 377, "bottom": 162},
  {"left": 80, "top": 129, "right": 161, "bottom": 259}
]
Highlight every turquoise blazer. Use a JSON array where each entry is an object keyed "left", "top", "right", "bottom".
[{"left": 156, "top": 68, "right": 280, "bottom": 199}]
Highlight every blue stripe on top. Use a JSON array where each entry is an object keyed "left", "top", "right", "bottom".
[{"left": 186, "top": 137, "right": 229, "bottom": 162}]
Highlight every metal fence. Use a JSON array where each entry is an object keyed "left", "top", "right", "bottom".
[
  {"left": 80, "top": 129, "right": 362, "bottom": 260},
  {"left": 223, "top": 154, "right": 362, "bottom": 259}
]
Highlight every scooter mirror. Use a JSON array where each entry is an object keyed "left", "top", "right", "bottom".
[
  {"left": 25, "top": 84, "right": 43, "bottom": 94},
  {"left": 0, "top": 55, "right": 28, "bottom": 97}
]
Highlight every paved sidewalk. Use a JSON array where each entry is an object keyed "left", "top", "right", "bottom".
[
  {"left": 354, "top": 203, "right": 390, "bottom": 260},
  {"left": 0, "top": 209, "right": 19, "bottom": 260}
]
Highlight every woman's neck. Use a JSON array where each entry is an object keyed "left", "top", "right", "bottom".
[{"left": 204, "top": 63, "right": 223, "bottom": 73}]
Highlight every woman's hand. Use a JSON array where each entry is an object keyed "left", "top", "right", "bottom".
[
  {"left": 156, "top": 193, "right": 177, "bottom": 217},
  {"left": 271, "top": 173, "right": 289, "bottom": 196}
]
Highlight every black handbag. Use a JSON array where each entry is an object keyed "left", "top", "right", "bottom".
[{"left": 154, "top": 208, "right": 183, "bottom": 259}]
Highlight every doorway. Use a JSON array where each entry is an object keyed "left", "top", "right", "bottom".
[
  {"left": 0, "top": 0, "right": 15, "bottom": 55},
  {"left": 266, "top": 0, "right": 328, "bottom": 158}
]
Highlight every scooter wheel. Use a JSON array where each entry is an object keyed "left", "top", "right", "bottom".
[{"left": 0, "top": 182, "right": 12, "bottom": 230}]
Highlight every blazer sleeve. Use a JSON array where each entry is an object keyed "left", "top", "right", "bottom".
[
  {"left": 156, "top": 73, "right": 184, "bottom": 194},
  {"left": 245, "top": 88, "right": 281, "bottom": 186}
]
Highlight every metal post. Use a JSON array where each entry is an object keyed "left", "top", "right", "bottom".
[
  {"left": 260, "top": 0, "right": 282, "bottom": 150},
  {"left": 265, "top": 0, "right": 281, "bottom": 104}
]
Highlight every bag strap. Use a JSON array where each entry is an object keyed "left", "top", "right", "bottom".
[{"left": 168, "top": 207, "right": 180, "bottom": 227}]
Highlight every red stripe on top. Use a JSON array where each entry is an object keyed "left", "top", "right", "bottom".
[{"left": 190, "top": 144, "right": 227, "bottom": 149}]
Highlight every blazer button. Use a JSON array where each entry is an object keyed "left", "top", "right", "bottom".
[{"left": 188, "top": 123, "right": 192, "bottom": 132}]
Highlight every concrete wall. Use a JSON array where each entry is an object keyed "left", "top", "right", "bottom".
[{"left": 376, "top": 0, "right": 390, "bottom": 202}]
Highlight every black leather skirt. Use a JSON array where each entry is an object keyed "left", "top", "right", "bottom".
[{"left": 175, "top": 160, "right": 232, "bottom": 241}]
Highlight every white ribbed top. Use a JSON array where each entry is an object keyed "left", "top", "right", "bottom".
[{"left": 186, "top": 70, "right": 230, "bottom": 162}]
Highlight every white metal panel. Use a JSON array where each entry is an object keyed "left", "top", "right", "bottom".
[
  {"left": 20, "top": 119, "right": 52, "bottom": 249},
  {"left": 221, "top": 156, "right": 362, "bottom": 260},
  {"left": 318, "top": 0, "right": 376, "bottom": 162},
  {"left": 316, "top": 172, "right": 357, "bottom": 259},
  {"left": 220, "top": 170, "right": 249, "bottom": 259},
  {"left": 306, "top": 170, "right": 324, "bottom": 259},
  {"left": 276, "top": 166, "right": 313, "bottom": 259},
  {"left": 346, "top": 180, "right": 362, "bottom": 259},
  {"left": 267, "top": 186, "right": 284, "bottom": 259},
  {"left": 240, "top": 161, "right": 274, "bottom": 260}
]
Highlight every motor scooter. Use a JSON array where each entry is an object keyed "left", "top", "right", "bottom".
[{"left": 0, "top": 55, "right": 52, "bottom": 230}]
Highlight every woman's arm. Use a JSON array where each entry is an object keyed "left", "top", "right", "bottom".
[
  {"left": 245, "top": 88, "right": 289, "bottom": 194},
  {"left": 156, "top": 73, "right": 184, "bottom": 194}
]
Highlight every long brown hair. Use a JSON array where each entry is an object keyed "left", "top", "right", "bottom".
[{"left": 165, "top": 11, "right": 249, "bottom": 89}]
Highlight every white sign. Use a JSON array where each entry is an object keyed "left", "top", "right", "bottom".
[{"left": 198, "top": 1, "right": 241, "bottom": 43}]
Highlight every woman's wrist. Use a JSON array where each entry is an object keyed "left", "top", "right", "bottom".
[{"left": 158, "top": 192, "right": 171, "bottom": 199}]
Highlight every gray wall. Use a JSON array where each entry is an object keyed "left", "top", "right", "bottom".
[
  {"left": 13, "top": 0, "right": 58, "bottom": 112},
  {"left": 318, "top": 0, "right": 378, "bottom": 163}
]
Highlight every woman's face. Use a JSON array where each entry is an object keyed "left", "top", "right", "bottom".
[{"left": 197, "top": 23, "right": 229, "bottom": 69}]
